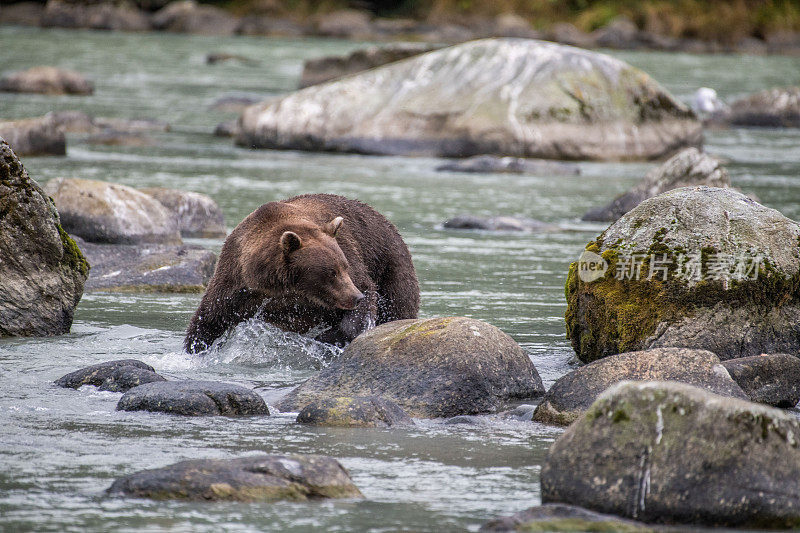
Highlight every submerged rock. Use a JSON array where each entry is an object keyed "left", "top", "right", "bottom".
[
  {"left": 238, "top": 39, "right": 700, "bottom": 161},
  {"left": 45, "top": 111, "right": 169, "bottom": 135},
  {"left": 205, "top": 53, "right": 259, "bottom": 66},
  {"left": 209, "top": 95, "right": 262, "bottom": 113},
  {"left": 41, "top": 0, "right": 151, "bottom": 32},
  {"left": 722, "top": 353, "right": 800, "bottom": 408},
  {"left": 55, "top": 359, "right": 165, "bottom": 392},
  {"left": 0, "top": 138, "right": 87, "bottom": 337},
  {"left": 86, "top": 130, "right": 154, "bottom": 147},
  {"left": 443, "top": 215, "right": 558, "bottom": 232},
  {"left": 279, "top": 317, "right": 544, "bottom": 418},
  {"left": 542, "top": 381, "right": 800, "bottom": 528},
  {"left": 566, "top": 187, "right": 800, "bottom": 363},
  {"left": 0, "top": 66, "right": 93, "bottom": 95},
  {"left": 117, "top": 381, "right": 269, "bottom": 416},
  {"left": 299, "top": 43, "right": 439, "bottom": 89},
  {"left": 151, "top": 0, "right": 239, "bottom": 36},
  {"left": 582, "top": 147, "right": 730, "bottom": 222},
  {"left": 139, "top": 187, "right": 226, "bottom": 238},
  {"left": 727, "top": 87, "right": 800, "bottom": 128},
  {"left": 481, "top": 503, "right": 653, "bottom": 532},
  {"left": 107, "top": 454, "right": 362, "bottom": 501},
  {"left": 0, "top": 116, "right": 66, "bottom": 156},
  {"left": 296, "top": 396, "right": 414, "bottom": 428},
  {"left": 213, "top": 119, "right": 239, "bottom": 138},
  {"left": 436, "top": 155, "right": 580, "bottom": 175},
  {"left": 532, "top": 347, "right": 748, "bottom": 426},
  {"left": 44, "top": 178, "right": 181, "bottom": 245},
  {"left": 74, "top": 236, "right": 216, "bottom": 293}
]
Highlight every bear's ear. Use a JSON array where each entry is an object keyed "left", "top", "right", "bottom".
[
  {"left": 324, "top": 216, "right": 343, "bottom": 237},
  {"left": 280, "top": 231, "right": 302, "bottom": 254}
]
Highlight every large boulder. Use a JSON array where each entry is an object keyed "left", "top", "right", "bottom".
[
  {"left": 0, "top": 66, "right": 93, "bottom": 95},
  {"left": 151, "top": 0, "right": 239, "bottom": 35},
  {"left": 532, "top": 347, "right": 748, "bottom": 426},
  {"left": 0, "top": 138, "right": 87, "bottom": 337},
  {"left": 722, "top": 353, "right": 800, "bottom": 408},
  {"left": 107, "top": 455, "right": 362, "bottom": 501},
  {"left": 44, "top": 178, "right": 181, "bottom": 245},
  {"left": 296, "top": 396, "right": 414, "bottom": 428},
  {"left": 728, "top": 87, "right": 800, "bottom": 128},
  {"left": 237, "top": 38, "right": 701, "bottom": 161},
  {"left": 0, "top": 116, "right": 66, "bottom": 156},
  {"left": 565, "top": 187, "right": 800, "bottom": 363},
  {"left": 541, "top": 381, "right": 800, "bottom": 528},
  {"left": 299, "top": 43, "right": 440, "bottom": 89},
  {"left": 278, "top": 317, "right": 544, "bottom": 417},
  {"left": 55, "top": 359, "right": 166, "bottom": 392},
  {"left": 582, "top": 147, "right": 730, "bottom": 222},
  {"left": 139, "top": 187, "right": 226, "bottom": 238},
  {"left": 117, "top": 381, "right": 269, "bottom": 416},
  {"left": 75, "top": 236, "right": 216, "bottom": 293},
  {"left": 41, "top": 0, "right": 151, "bottom": 31}
]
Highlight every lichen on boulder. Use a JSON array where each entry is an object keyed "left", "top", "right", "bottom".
[{"left": 565, "top": 186, "right": 800, "bottom": 363}]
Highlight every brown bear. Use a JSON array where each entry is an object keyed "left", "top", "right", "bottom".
[{"left": 184, "top": 193, "right": 419, "bottom": 353}]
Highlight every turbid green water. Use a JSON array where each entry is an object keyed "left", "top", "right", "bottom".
[{"left": 1, "top": 25, "right": 799, "bottom": 532}]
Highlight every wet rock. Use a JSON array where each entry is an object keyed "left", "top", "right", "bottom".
[
  {"left": 107, "top": 454, "right": 362, "bottom": 501},
  {"left": 0, "top": 2, "right": 44, "bottom": 26},
  {"left": 0, "top": 116, "right": 66, "bottom": 156},
  {"left": 238, "top": 39, "right": 700, "bottom": 161},
  {"left": 443, "top": 415, "right": 491, "bottom": 426},
  {"left": 237, "top": 16, "right": 305, "bottom": 37},
  {"left": 45, "top": 110, "right": 98, "bottom": 133},
  {"left": 582, "top": 148, "right": 730, "bottom": 222},
  {"left": 765, "top": 31, "right": 800, "bottom": 54},
  {"left": 490, "top": 13, "right": 539, "bottom": 39},
  {"left": 544, "top": 23, "right": 596, "bottom": 49},
  {"left": 44, "top": 178, "right": 181, "bottom": 245},
  {"left": 299, "top": 43, "right": 440, "bottom": 89},
  {"left": 45, "top": 111, "right": 169, "bottom": 135},
  {"left": 296, "top": 396, "right": 413, "bottom": 428},
  {"left": 210, "top": 95, "right": 262, "bottom": 113},
  {"left": 86, "top": 130, "right": 154, "bottom": 147},
  {"left": 314, "top": 9, "right": 371, "bottom": 38},
  {"left": 728, "top": 87, "right": 800, "bottom": 128},
  {"left": 532, "top": 347, "right": 748, "bottom": 426},
  {"left": 279, "top": 317, "right": 545, "bottom": 418},
  {"left": 117, "top": 380, "right": 269, "bottom": 416},
  {"left": 139, "top": 187, "right": 226, "bottom": 238},
  {"left": 542, "top": 381, "right": 800, "bottom": 528},
  {"left": 436, "top": 155, "right": 580, "bottom": 175},
  {"left": 501, "top": 404, "right": 536, "bottom": 421},
  {"left": 0, "top": 139, "right": 87, "bottom": 337},
  {"left": 566, "top": 187, "right": 800, "bottom": 363},
  {"left": 73, "top": 236, "right": 216, "bottom": 293},
  {"left": 151, "top": 0, "right": 239, "bottom": 36},
  {"left": 481, "top": 503, "right": 653, "bottom": 532},
  {"left": 55, "top": 359, "right": 164, "bottom": 392},
  {"left": 41, "top": 0, "right": 151, "bottom": 32},
  {"left": 443, "top": 215, "right": 557, "bottom": 232},
  {"left": 592, "top": 16, "right": 642, "bottom": 50},
  {"left": 0, "top": 66, "right": 93, "bottom": 95},
  {"left": 722, "top": 353, "right": 800, "bottom": 408},
  {"left": 205, "top": 53, "right": 259, "bottom": 66},
  {"left": 213, "top": 119, "right": 239, "bottom": 138}
]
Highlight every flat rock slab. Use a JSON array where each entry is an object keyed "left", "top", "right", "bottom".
[
  {"left": 542, "top": 381, "right": 800, "bottom": 528},
  {"left": 481, "top": 503, "right": 655, "bottom": 532},
  {"left": 106, "top": 454, "right": 362, "bottom": 501},
  {"left": 0, "top": 116, "right": 66, "bottom": 156},
  {"left": 75, "top": 237, "right": 217, "bottom": 293},
  {"left": 533, "top": 347, "right": 748, "bottom": 426},
  {"left": 297, "top": 396, "right": 414, "bottom": 428},
  {"left": 279, "top": 317, "right": 544, "bottom": 418},
  {"left": 0, "top": 66, "right": 93, "bottom": 95},
  {"left": 436, "top": 155, "right": 580, "bottom": 175},
  {"left": 722, "top": 353, "right": 800, "bottom": 407},
  {"left": 55, "top": 359, "right": 165, "bottom": 393},
  {"left": 117, "top": 380, "right": 269, "bottom": 416},
  {"left": 443, "top": 215, "right": 558, "bottom": 232}
]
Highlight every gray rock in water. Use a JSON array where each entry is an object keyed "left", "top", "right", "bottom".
[
  {"left": 296, "top": 396, "right": 414, "bottom": 428},
  {"left": 44, "top": 178, "right": 181, "bottom": 245},
  {"left": 151, "top": 0, "right": 239, "bottom": 36},
  {"left": 299, "top": 43, "right": 440, "bottom": 89},
  {"left": 44, "top": 111, "right": 169, "bottom": 135},
  {"left": 722, "top": 353, "right": 800, "bottom": 408},
  {"left": 532, "top": 347, "right": 748, "bottom": 426},
  {"left": 501, "top": 404, "right": 536, "bottom": 421},
  {"left": 0, "top": 138, "right": 87, "bottom": 337},
  {"left": 0, "top": 66, "right": 93, "bottom": 95},
  {"left": 481, "top": 503, "right": 653, "bottom": 532},
  {"left": 41, "top": 0, "right": 151, "bottom": 31},
  {"left": 139, "top": 187, "right": 226, "bottom": 238},
  {"left": 209, "top": 95, "right": 262, "bottom": 113},
  {"left": 74, "top": 236, "right": 216, "bottom": 293},
  {"left": 0, "top": 116, "right": 66, "bottom": 156},
  {"left": 542, "top": 381, "right": 800, "bottom": 528},
  {"left": 436, "top": 155, "right": 580, "bottom": 175},
  {"left": 443, "top": 215, "right": 558, "bottom": 232},
  {"left": 566, "top": 187, "right": 800, "bottom": 363},
  {"left": 279, "top": 317, "right": 545, "bottom": 418},
  {"left": 205, "top": 53, "right": 259, "bottom": 66},
  {"left": 238, "top": 39, "right": 700, "bottom": 161},
  {"left": 117, "top": 381, "right": 269, "bottom": 416},
  {"left": 45, "top": 110, "right": 98, "bottom": 133},
  {"left": 313, "top": 9, "right": 372, "bottom": 38},
  {"left": 86, "top": 130, "right": 154, "bottom": 147},
  {"left": 0, "top": 2, "right": 45, "bottom": 26},
  {"left": 55, "top": 359, "right": 166, "bottom": 392},
  {"left": 91, "top": 117, "right": 169, "bottom": 133},
  {"left": 727, "top": 87, "right": 800, "bottom": 128},
  {"left": 582, "top": 148, "right": 730, "bottom": 222},
  {"left": 213, "top": 119, "right": 240, "bottom": 138},
  {"left": 106, "top": 454, "right": 362, "bottom": 501}
]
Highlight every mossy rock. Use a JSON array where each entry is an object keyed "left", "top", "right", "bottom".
[
  {"left": 106, "top": 454, "right": 362, "bottom": 502},
  {"left": 566, "top": 186, "right": 800, "bottom": 363},
  {"left": 279, "top": 317, "right": 544, "bottom": 418},
  {"left": 297, "top": 396, "right": 414, "bottom": 428},
  {"left": 542, "top": 381, "right": 800, "bottom": 528}
]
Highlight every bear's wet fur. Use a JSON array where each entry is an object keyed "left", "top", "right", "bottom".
[{"left": 184, "top": 194, "right": 419, "bottom": 353}]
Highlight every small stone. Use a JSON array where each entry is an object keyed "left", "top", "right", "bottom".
[
  {"left": 117, "top": 381, "right": 269, "bottom": 416},
  {"left": 55, "top": 359, "right": 156, "bottom": 389}
]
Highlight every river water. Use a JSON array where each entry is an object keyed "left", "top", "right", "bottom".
[{"left": 1, "top": 26, "right": 799, "bottom": 532}]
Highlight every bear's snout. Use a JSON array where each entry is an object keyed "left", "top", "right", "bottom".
[{"left": 339, "top": 290, "right": 365, "bottom": 310}]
